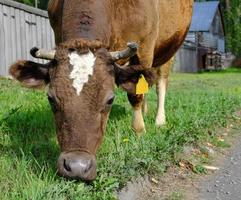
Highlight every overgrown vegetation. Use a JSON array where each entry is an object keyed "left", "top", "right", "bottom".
[
  {"left": 195, "top": 0, "right": 241, "bottom": 57},
  {"left": 221, "top": 0, "right": 241, "bottom": 57},
  {"left": 0, "top": 69, "right": 241, "bottom": 199}
]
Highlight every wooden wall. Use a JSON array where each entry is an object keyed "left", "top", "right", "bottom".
[
  {"left": 173, "top": 45, "right": 198, "bottom": 73},
  {"left": 0, "top": 0, "right": 55, "bottom": 76}
]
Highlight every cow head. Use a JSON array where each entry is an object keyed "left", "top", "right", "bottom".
[{"left": 9, "top": 39, "right": 154, "bottom": 181}]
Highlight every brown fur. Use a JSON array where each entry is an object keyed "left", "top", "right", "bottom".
[
  {"left": 57, "top": 39, "right": 104, "bottom": 51},
  {"left": 128, "top": 94, "right": 144, "bottom": 109},
  {"left": 48, "top": 0, "right": 193, "bottom": 66},
  {"left": 49, "top": 45, "right": 115, "bottom": 154}
]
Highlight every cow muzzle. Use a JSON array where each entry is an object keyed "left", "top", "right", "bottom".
[{"left": 57, "top": 151, "right": 96, "bottom": 181}]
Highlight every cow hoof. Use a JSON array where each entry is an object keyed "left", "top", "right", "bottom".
[
  {"left": 132, "top": 126, "right": 146, "bottom": 136},
  {"left": 155, "top": 117, "right": 166, "bottom": 127},
  {"left": 132, "top": 121, "right": 146, "bottom": 135}
]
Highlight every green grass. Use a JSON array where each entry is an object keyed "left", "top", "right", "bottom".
[{"left": 0, "top": 68, "right": 241, "bottom": 199}]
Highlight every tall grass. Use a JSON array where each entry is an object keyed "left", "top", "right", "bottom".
[{"left": 0, "top": 69, "right": 241, "bottom": 199}]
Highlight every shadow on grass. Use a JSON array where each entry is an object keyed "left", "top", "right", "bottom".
[
  {"left": 109, "top": 104, "right": 127, "bottom": 120},
  {"left": 1, "top": 106, "right": 59, "bottom": 171},
  {"left": 1, "top": 102, "right": 129, "bottom": 173}
]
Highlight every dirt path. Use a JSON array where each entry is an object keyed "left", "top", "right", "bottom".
[
  {"left": 196, "top": 137, "right": 241, "bottom": 200},
  {"left": 190, "top": 111, "right": 241, "bottom": 200},
  {"left": 118, "top": 112, "right": 241, "bottom": 200}
]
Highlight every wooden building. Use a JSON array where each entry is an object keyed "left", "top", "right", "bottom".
[
  {"left": 0, "top": 0, "right": 55, "bottom": 76},
  {"left": 174, "top": 1, "right": 225, "bottom": 72}
]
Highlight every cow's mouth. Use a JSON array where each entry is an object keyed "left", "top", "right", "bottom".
[{"left": 57, "top": 151, "right": 96, "bottom": 181}]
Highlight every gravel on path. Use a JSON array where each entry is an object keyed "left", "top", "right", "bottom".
[{"left": 197, "top": 135, "right": 241, "bottom": 200}]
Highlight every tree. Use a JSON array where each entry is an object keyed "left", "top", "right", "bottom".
[
  {"left": 15, "top": 0, "right": 34, "bottom": 6},
  {"left": 223, "top": 0, "right": 241, "bottom": 57},
  {"left": 38, "top": 0, "right": 48, "bottom": 10},
  {"left": 14, "top": 0, "right": 48, "bottom": 10}
]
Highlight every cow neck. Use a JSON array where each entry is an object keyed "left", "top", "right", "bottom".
[{"left": 61, "top": 0, "right": 111, "bottom": 45}]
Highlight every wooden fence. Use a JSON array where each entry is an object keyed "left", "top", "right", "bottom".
[{"left": 0, "top": 0, "right": 55, "bottom": 76}]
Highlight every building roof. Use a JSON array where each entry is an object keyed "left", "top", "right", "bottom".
[{"left": 189, "top": 1, "right": 220, "bottom": 32}]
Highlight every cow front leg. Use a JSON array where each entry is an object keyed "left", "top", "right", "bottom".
[
  {"left": 142, "top": 95, "right": 148, "bottom": 115},
  {"left": 155, "top": 60, "right": 171, "bottom": 127},
  {"left": 155, "top": 77, "right": 168, "bottom": 126},
  {"left": 128, "top": 93, "right": 145, "bottom": 135}
]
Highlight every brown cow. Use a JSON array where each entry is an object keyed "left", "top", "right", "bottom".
[{"left": 9, "top": 0, "right": 193, "bottom": 181}]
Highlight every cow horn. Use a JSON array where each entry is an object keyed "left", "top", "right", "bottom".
[
  {"left": 30, "top": 47, "right": 56, "bottom": 60},
  {"left": 110, "top": 42, "right": 138, "bottom": 61}
]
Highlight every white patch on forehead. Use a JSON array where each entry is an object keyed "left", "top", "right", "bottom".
[{"left": 68, "top": 50, "right": 96, "bottom": 95}]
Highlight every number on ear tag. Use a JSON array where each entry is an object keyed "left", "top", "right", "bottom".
[{"left": 136, "top": 75, "right": 149, "bottom": 95}]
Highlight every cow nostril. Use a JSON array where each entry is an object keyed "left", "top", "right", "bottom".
[
  {"left": 63, "top": 159, "right": 72, "bottom": 172},
  {"left": 83, "top": 160, "right": 92, "bottom": 173},
  {"left": 58, "top": 152, "right": 97, "bottom": 181}
]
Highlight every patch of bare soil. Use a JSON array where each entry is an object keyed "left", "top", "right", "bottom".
[
  {"left": 118, "top": 168, "right": 194, "bottom": 200},
  {"left": 117, "top": 111, "right": 241, "bottom": 200}
]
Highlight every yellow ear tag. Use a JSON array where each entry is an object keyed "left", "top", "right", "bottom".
[{"left": 136, "top": 75, "right": 149, "bottom": 95}]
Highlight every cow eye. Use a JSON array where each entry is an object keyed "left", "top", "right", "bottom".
[
  {"left": 102, "top": 96, "right": 115, "bottom": 113},
  {"left": 106, "top": 96, "right": 115, "bottom": 106}
]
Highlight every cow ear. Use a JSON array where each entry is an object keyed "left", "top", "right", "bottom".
[
  {"left": 118, "top": 79, "right": 137, "bottom": 94},
  {"left": 9, "top": 60, "right": 50, "bottom": 89},
  {"left": 114, "top": 64, "right": 156, "bottom": 94}
]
